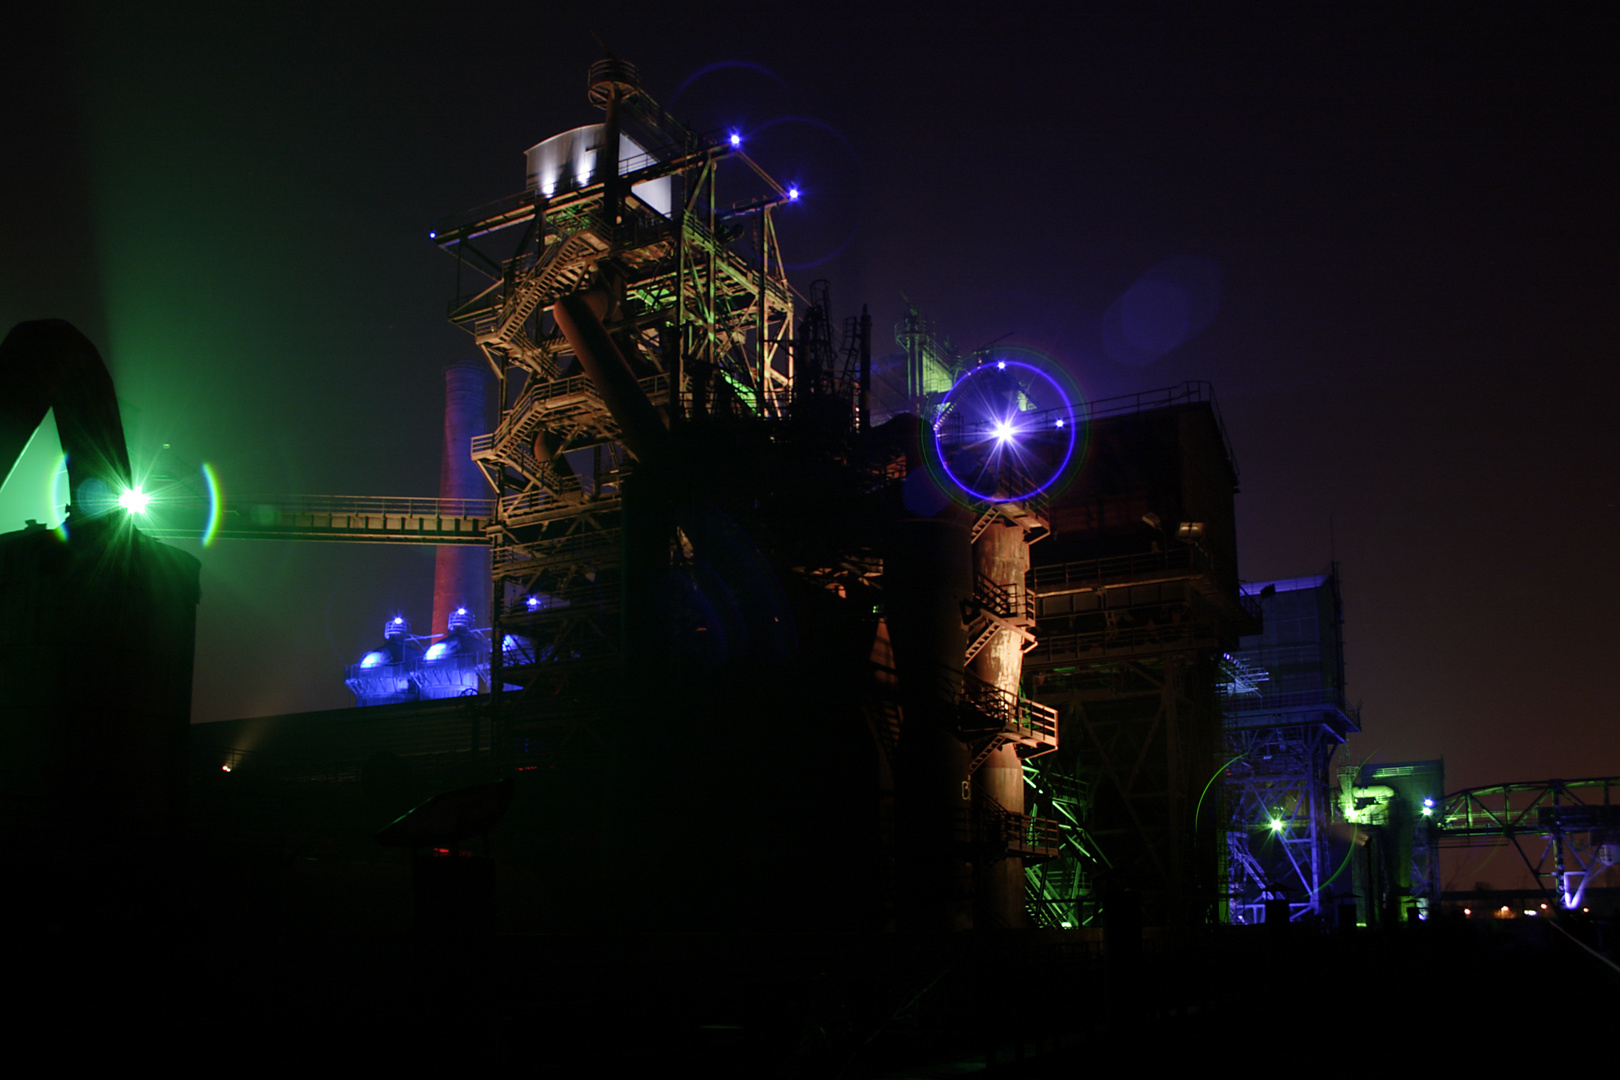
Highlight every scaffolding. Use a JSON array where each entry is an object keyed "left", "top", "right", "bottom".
[
  {"left": 433, "top": 60, "right": 796, "bottom": 757},
  {"left": 1220, "top": 570, "right": 1358, "bottom": 924}
]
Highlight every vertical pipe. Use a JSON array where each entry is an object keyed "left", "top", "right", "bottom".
[
  {"left": 433, "top": 359, "right": 490, "bottom": 637},
  {"left": 552, "top": 290, "right": 668, "bottom": 464},
  {"left": 970, "top": 517, "right": 1032, "bottom": 928}
]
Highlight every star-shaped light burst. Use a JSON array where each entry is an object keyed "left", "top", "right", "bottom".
[
  {"left": 933, "top": 357, "right": 1080, "bottom": 503},
  {"left": 118, "top": 485, "right": 151, "bottom": 514}
]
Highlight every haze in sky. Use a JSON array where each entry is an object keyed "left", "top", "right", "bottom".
[{"left": 3, "top": 2, "right": 1614, "bottom": 794}]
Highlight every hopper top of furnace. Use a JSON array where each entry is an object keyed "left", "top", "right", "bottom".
[{"left": 524, "top": 125, "right": 672, "bottom": 218}]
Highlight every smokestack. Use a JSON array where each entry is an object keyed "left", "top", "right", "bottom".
[{"left": 432, "top": 359, "right": 490, "bottom": 636}]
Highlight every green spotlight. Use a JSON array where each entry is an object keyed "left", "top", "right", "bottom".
[
  {"left": 118, "top": 486, "right": 151, "bottom": 514},
  {"left": 1269, "top": 818, "right": 1285, "bottom": 833}
]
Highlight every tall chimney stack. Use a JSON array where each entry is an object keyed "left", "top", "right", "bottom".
[{"left": 432, "top": 358, "right": 490, "bottom": 636}]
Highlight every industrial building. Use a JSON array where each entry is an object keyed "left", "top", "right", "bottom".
[{"left": 4, "top": 54, "right": 1617, "bottom": 1073}]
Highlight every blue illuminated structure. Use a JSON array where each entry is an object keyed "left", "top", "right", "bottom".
[
  {"left": 344, "top": 617, "right": 425, "bottom": 707},
  {"left": 415, "top": 606, "right": 487, "bottom": 700},
  {"left": 1219, "top": 569, "right": 1359, "bottom": 925},
  {"left": 344, "top": 610, "right": 521, "bottom": 705},
  {"left": 931, "top": 359, "right": 1079, "bottom": 504}
]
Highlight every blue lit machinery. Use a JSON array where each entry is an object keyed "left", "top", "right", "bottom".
[
  {"left": 1219, "top": 570, "right": 1359, "bottom": 925},
  {"left": 416, "top": 606, "right": 488, "bottom": 700},
  {"left": 344, "top": 609, "right": 492, "bottom": 706},
  {"left": 346, "top": 617, "right": 424, "bottom": 706},
  {"left": 433, "top": 57, "right": 796, "bottom": 737}
]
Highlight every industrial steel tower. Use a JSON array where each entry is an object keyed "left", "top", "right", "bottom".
[
  {"left": 1219, "top": 571, "right": 1358, "bottom": 925},
  {"left": 1023, "top": 386, "right": 1256, "bottom": 931},
  {"left": 433, "top": 59, "right": 795, "bottom": 746}
]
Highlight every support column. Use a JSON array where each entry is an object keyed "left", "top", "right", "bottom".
[{"left": 971, "top": 517, "right": 1032, "bottom": 929}]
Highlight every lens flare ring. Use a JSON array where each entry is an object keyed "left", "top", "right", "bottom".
[
  {"left": 931, "top": 358, "right": 1081, "bottom": 504},
  {"left": 201, "top": 462, "right": 223, "bottom": 546}
]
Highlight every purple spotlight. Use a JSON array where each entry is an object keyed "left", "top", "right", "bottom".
[
  {"left": 932, "top": 359, "right": 1080, "bottom": 504},
  {"left": 787, "top": 186, "right": 799, "bottom": 201},
  {"left": 729, "top": 131, "right": 742, "bottom": 148}
]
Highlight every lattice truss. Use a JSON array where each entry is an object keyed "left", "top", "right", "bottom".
[
  {"left": 1222, "top": 723, "right": 1337, "bottom": 924},
  {"left": 434, "top": 61, "right": 796, "bottom": 723},
  {"left": 1023, "top": 762, "right": 1109, "bottom": 928},
  {"left": 1030, "top": 652, "right": 1224, "bottom": 921},
  {"left": 1438, "top": 777, "right": 1620, "bottom": 910}
]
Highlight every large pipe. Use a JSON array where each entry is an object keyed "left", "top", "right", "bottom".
[
  {"left": 0, "top": 320, "right": 133, "bottom": 505},
  {"left": 432, "top": 358, "right": 490, "bottom": 636},
  {"left": 552, "top": 288, "right": 668, "bottom": 464},
  {"left": 970, "top": 516, "right": 1033, "bottom": 928}
]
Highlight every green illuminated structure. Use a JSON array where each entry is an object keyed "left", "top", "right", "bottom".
[{"left": 1339, "top": 759, "right": 1442, "bottom": 925}]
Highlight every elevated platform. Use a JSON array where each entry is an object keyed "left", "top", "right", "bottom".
[{"left": 139, "top": 494, "right": 492, "bottom": 545}]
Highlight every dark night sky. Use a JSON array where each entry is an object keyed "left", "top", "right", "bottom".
[{"left": 4, "top": 2, "right": 1616, "bottom": 793}]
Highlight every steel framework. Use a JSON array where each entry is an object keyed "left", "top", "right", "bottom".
[
  {"left": 432, "top": 61, "right": 796, "bottom": 756},
  {"left": 1023, "top": 762, "right": 1108, "bottom": 927},
  {"left": 1219, "top": 571, "right": 1358, "bottom": 924},
  {"left": 1438, "top": 777, "right": 1620, "bottom": 910},
  {"left": 1023, "top": 393, "right": 1255, "bottom": 927},
  {"left": 1221, "top": 719, "right": 1346, "bottom": 923}
]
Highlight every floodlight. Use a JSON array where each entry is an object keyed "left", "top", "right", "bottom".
[{"left": 118, "top": 486, "right": 150, "bottom": 514}]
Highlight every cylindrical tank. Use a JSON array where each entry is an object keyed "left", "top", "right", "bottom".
[
  {"left": 432, "top": 359, "right": 490, "bottom": 638},
  {"left": 346, "top": 616, "right": 422, "bottom": 706},
  {"left": 523, "top": 124, "right": 672, "bottom": 217},
  {"left": 416, "top": 609, "right": 486, "bottom": 700}
]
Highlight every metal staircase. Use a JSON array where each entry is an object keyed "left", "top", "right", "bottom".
[
  {"left": 964, "top": 569, "right": 1037, "bottom": 663},
  {"left": 961, "top": 673, "right": 1058, "bottom": 775}
]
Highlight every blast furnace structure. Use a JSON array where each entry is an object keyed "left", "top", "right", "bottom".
[
  {"left": 421, "top": 59, "right": 1064, "bottom": 931},
  {"left": 189, "top": 58, "right": 1251, "bottom": 938}
]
